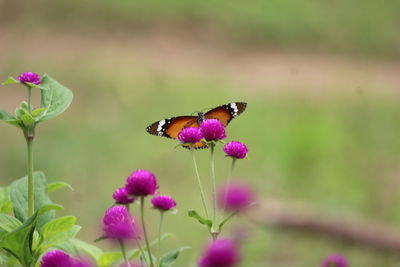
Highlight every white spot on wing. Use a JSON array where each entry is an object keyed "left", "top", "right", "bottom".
[
  {"left": 230, "top": 103, "right": 238, "bottom": 117},
  {"left": 157, "top": 120, "right": 166, "bottom": 132}
]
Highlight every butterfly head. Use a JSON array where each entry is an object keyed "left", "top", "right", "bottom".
[{"left": 197, "top": 112, "right": 205, "bottom": 124}]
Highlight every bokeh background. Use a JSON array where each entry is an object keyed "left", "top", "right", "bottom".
[{"left": 1, "top": 0, "right": 400, "bottom": 266}]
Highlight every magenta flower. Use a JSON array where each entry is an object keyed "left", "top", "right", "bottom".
[
  {"left": 18, "top": 72, "right": 41, "bottom": 85},
  {"left": 223, "top": 141, "right": 248, "bottom": 159},
  {"left": 200, "top": 119, "right": 226, "bottom": 141},
  {"left": 103, "top": 206, "right": 138, "bottom": 240},
  {"left": 113, "top": 187, "right": 136, "bottom": 205},
  {"left": 321, "top": 254, "right": 348, "bottom": 267},
  {"left": 198, "top": 238, "right": 240, "bottom": 267},
  {"left": 151, "top": 195, "right": 177, "bottom": 211},
  {"left": 40, "top": 250, "right": 72, "bottom": 267},
  {"left": 178, "top": 127, "right": 203, "bottom": 144},
  {"left": 217, "top": 181, "right": 255, "bottom": 212},
  {"left": 126, "top": 169, "right": 159, "bottom": 197}
]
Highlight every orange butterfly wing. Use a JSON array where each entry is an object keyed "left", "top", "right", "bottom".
[{"left": 204, "top": 102, "right": 247, "bottom": 126}]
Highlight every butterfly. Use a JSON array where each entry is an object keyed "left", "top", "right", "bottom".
[{"left": 146, "top": 102, "right": 247, "bottom": 149}]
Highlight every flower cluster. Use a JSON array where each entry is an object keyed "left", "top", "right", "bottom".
[
  {"left": 40, "top": 250, "right": 92, "bottom": 267},
  {"left": 99, "top": 168, "right": 177, "bottom": 267}
]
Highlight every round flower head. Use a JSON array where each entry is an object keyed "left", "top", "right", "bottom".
[
  {"left": 178, "top": 127, "right": 203, "bottom": 144},
  {"left": 113, "top": 187, "right": 136, "bottom": 205},
  {"left": 18, "top": 72, "right": 41, "bottom": 85},
  {"left": 223, "top": 141, "right": 248, "bottom": 159},
  {"left": 126, "top": 169, "right": 159, "bottom": 197},
  {"left": 321, "top": 254, "right": 348, "bottom": 267},
  {"left": 200, "top": 119, "right": 226, "bottom": 141},
  {"left": 151, "top": 195, "right": 177, "bottom": 211},
  {"left": 217, "top": 181, "right": 255, "bottom": 212},
  {"left": 102, "top": 206, "right": 138, "bottom": 240},
  {"left": 40, "top": 250, "right": 72, "bottom": 267},
  {"left": 198, "top": 238, "right": 240, "bottom": 267}
]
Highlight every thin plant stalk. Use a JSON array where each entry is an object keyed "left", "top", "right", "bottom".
[
  {"left": 134, "top": 238, "right": 148, "bottom": 266},
  {"left": 27, "top": 87, "right": 32, "bottom": 112},
  {"left": 210, "top": 143, "right": 217, "bottom": 235},
  {"left": 119, "top": 240, "right": 132, "bottom": 267},
  {"left": 140, "top": 196, "right": 154, "bottom": 267},
  {"left": 157, "top": 211, "right": 165, "bottom": 257},
  {"left": 26, "top": 86, "right": 34, "bottom": 217},
  {"left": 27, "top": 139, "right": 34, "bottom": 217},
  {"left": 191, "top": 148, "right": 209, "bottom": 218}
]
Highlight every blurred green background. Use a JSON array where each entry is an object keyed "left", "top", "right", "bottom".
[{"left": 1, "top": 0, "right": 400, "bottom": 266}]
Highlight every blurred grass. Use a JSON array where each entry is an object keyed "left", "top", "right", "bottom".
[{"left": 1, "top": 0, "right": 399, "bottom": 58}]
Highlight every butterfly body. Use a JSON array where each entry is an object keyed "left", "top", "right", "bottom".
[{"left": 146, "top": 102, "right": 247, "bottom": 148}]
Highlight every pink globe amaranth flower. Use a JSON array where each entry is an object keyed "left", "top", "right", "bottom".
[
  {"left": 223, "top": 141, "right": 248, "bottom": 159},
  {"left": 113, "top": 187, "right": 136, "bottom": 204},
  {"left": 125, "top": 169, "right": 159, "bottom": 197},
  {"left": 40, "top": 250, "right": 72, "bottom": 267},
  {"left": 217, "top": 181, "right": 255, "bottom": 212},
  {"left": 321, "top": 254, "right": 348, "bottom": 267},
  {"left": 151, "top": 195, "right": 177, "bottom": 211},
  {"left": 103, "top": 206, "right": 138, "bottom": 240},
  {"left": 198, "top": 238, "right": 240, "bottom": 267},
  {"left": 178, "top": 127, "right": 203, "bottom": 144},
  {"left": 200, "top": 119, "right": 226, "bottom": 141},
  {"left": 18, "top": 72, "right": 41, "bottom": 85}
]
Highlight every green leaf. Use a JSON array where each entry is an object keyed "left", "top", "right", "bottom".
[
  {"left": 159, "top": 247, "right": 191, "bottom": 267},
  {"left": 20, "top": 113, "right": 35, "bottom": 127},
  {"left": 38, "top": 225, "right": 81, "bottom": 253},
  {"left": 10, "top": 172, "right": 57, "bottom": 229},
  {"left": 31, "top": 108, "right": 47, "bottom": 118},
  {"left": 39, "top": 74, "right": 73, "bottom": 122},
  {"left": 0, "top": 215, "right": 22, "bottom": 232},
  {"left": 2, "top": 77, "right": 19, "bottom": 85},
  {"left": 97, "top": 251, "right": 123, "bottom": 267},
  {"left": 47, "top": 182, "right": 73, "bottom": 193},
  {"left": 70, "top": 238, "right": 103, "bottom": 261},
  {"left": 0, "top": 187, "right": 13, "bottom": 214},
  {"left": 41, "top": 216, "right": 76, "bottom": 239},
  {"left": 0, "top": 109, "right": 15, "bottom": 121},
  {"left": 188, "top": 210, "right": 212, "bottom": 229},
  {"left": 218, "top": 202, "right": 256, "bottom": 232},
  {"left": 0, "top": 204, "right": 62, "bottom": 267}
]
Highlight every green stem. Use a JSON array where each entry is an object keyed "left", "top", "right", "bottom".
[
  {"left": 157, "top": 211, "right": 164, "bottom": 257},
  {"left": 119, "top": 240, "right": 131, "bottom": 267},
  {"left": 191, "top": 148, "right": 209, "bottom": 218},
  {"left": 27, "top": 138, "right": 34, "bottom": 217},
  {"left": 27, "top": 86, "right": 32, "bottom": 112},
  {"left": 140, "top": 196, "right": 154, "bottom": 267},
  {"left": 134, "top": 238, "right": 148, "bottom": 266},
  {"left": 210, "top": 143, "right": 217, "bottom": 233}
]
